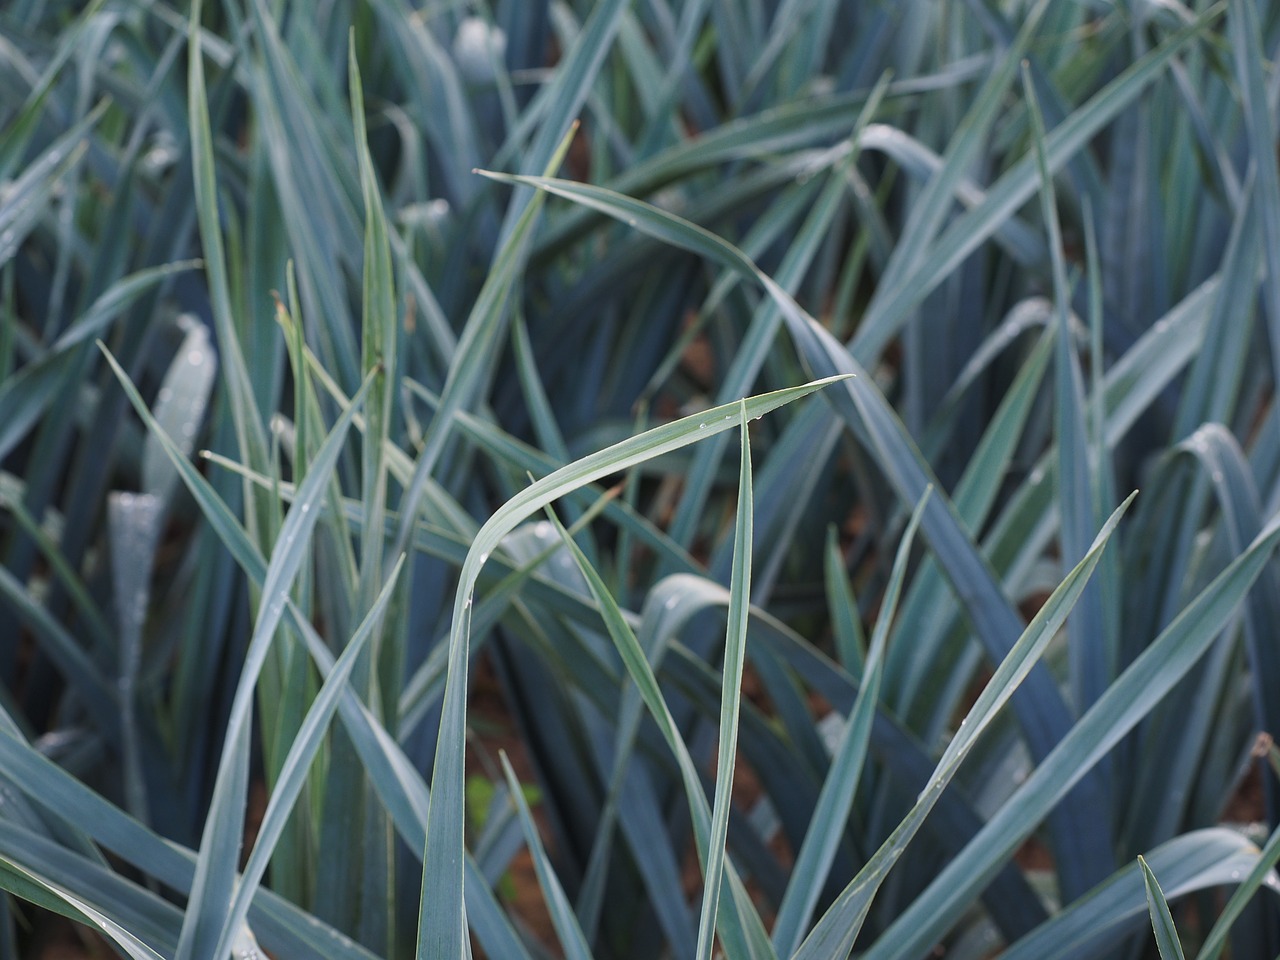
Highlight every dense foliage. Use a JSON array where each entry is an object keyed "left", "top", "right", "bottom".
[{"left": 3, "top": 0, "right": 1280, "bottom": 958}]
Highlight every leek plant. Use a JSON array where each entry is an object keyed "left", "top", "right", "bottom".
[{"left": 2, "top": 1, "right": 1280, "bottom": 958}]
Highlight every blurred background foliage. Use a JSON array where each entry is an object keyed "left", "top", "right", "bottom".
[{"left": 4, "top": 0, "right": 1280, "bottom": 957}]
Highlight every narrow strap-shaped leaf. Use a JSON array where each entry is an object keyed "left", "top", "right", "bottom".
[
  {"left": 1025, "top": 62, "right": 1103, "bottom": 707},
  {"left": 102, "top": 345, "right": 376, "bottom": 960},
  {"left": 210, "top": 555, "right": 407, "bottom": 960},
  {"left": 889, "top": 329, "right": 1054, "bottom": 723},
  {"left": 397, "top": 377, "right": 698, "bottom": 577},
  {"left": 1199, "top": 781, "right": 1280, "bottom": 960},
  {"left": 362, "top": 0, "right": 479, "bottom": 207},
  {"left": 351, "top": 38, "right": 396, "bottom": 609},
  {"left": 771, "top": 490, "right": 929, "bottom": 955},
  {"left": 0, "top": 564, "right": 118, "bottom": 735},
  {"left": 1000, "top": 828, "right": 1275, "bottom": 960},
  {"left": 348, "top": 40, "right": 399, "bottom": 953},
  {"left": 390, "top": 127, "right": 576, "bottom": 567},
  {"left": 824, "top": 525, "right": 866, "bottom": 678},
  {"left": 530, "top": 89, "right": 870, "bottom": 262},
  {"left": 666, "top": 81, "right": 888, "bottom": 556},
  {"left": 0, "top": 483, "right": 111, "bottom": 649},
  {"left": 498, "top": 0, "right": 629, "bottom": 242},
  {"left": 545, "top": 512, "right": 777, "bottom": 960},
  {"left": 107, "top": 492, "right": 164, "bottom": 826},
  {"left": 869, "top": 0, "right": 1049, "bottom": 301},
  {"left": 511, "top": 313, "right": 569, "bottom": 462},
  {"left": 1140, "top": 856, "right": 1188, "bottom": 960},
  {"left": 0, "top": 857, "right": 164, "bottom": 960},
  {"left": 416, "top": 381, "right": 837, "bottom": 959},
  {"left": 849, "top": 5, "right": 1221, "bottom": 365},
  {"left": 860, "top": 505, "right": 1280, "bottom": 960},
  {"left": 142, "top": 320, "right": 218, "bottom": 504},
  {"left": 499, "top": 754, "right": 593, "bottom": 960},
  {"left": 1172, "top": 175, "right": 1260, "bottom": 440},
  {"left": 241, "top": 0, "right": 361, "bottom": 390},
  {"left": 187, "top": 0, "right": 271, "bottom": 539},
  {"left": 1123, "top": 426, "right": 1279, "bottom": 852},
  {"left": 287, "top": 597, "right": 536, "bottom": 960},
  {"left": 0, "top": 102, "right": 101, "bottom": 269},
  {"left": 794, "top": 495, "right": 1132, "bottom": 959},
  {"left": 695, "top": 402, "right": 753, "bottom": 960},
  {"left": 1229, "top": 0, "right": 1280, "bottom": 396},
  {"left": 0, "top": 738, "right": 383, "bottom": 960},
  {"left": 0, "top": 259, "right": 198, "bottom": 461},
  {"left": 1025, "top": 63, "right": 1113, "bottom": 896},
  {"left": 488, "top": 169, "right": 1105, "bottom": 867},
  {"left": 665, "top": 167, "right": 842, "bottom": 554},
  {"left": 89, "top": 335, "right": 524, "bottom": 960}
]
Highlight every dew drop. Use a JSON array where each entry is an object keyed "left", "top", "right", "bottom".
[{"left": 698, "top": 423, "right": 707, "bottom": 430}]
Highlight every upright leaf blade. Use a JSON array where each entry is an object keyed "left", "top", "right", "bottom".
[
  {"left": 772, "top": 490, "right": 930, "bottom": 955},
  {"left": 1140, "top": 856, "right": 1188, "bottom": 960},
  {"left": 695, "top": 401, "right": 753, "bottom": 960},
  {"left": 795, "top": 494, "right": 1133, "bottom": 959},
  {"left": 415, "top": 380, "right": 837, "bottom": 959}
]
